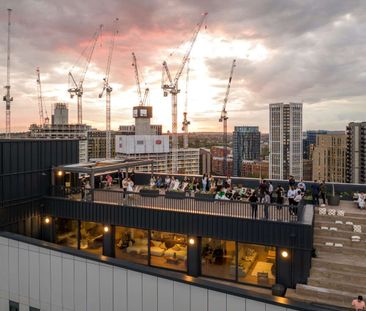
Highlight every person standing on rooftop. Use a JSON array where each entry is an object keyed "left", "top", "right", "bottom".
[
  {"left": 311, "top": 180, "right": 320, "bottom": 206},
  {"left": 319, "top": 180, "right": 327, "bottom": 205}
]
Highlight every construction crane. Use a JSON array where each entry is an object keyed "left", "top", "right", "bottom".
[
  {"left": 3, "top": 9, "right": 13, "bottom": 138},
  {"left": 219, "top": 59, "right": 236, "bottom": 177},
  {"left": 36, "top": 68, "right": 49, "bottom": 126},
  {"left": 99, "top": 19, "right": 118, "bottom": 159},
  {"left": 132, "top": 52, "right": 149, "bottom": 106},
  {"left": 182, "top": 58, "right": 190, "bottom": 149},
  {"left": 162, "top": 12, "right": 208, "bottom": 174},
  {"left": 36, "top": 67, "right": 45, "bottom": 126},
  {"left": 68, "top": 24, "right": 103, "bottom": 124}
]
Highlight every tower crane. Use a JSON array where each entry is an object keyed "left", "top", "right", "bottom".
[
  {"left": 132, "top": 52, "right": 149, "bottom": 106},
  {"left": 219, "top": 59, "right": 236, "bottom": 177},
  {"left": 99, "top": 19, "right": 118, "bottom": 159},
  {"left": 162, "top": 12, "right": 208, "bottom": 174},
  {"left": 3, "top": 9, "right": 13, "bottom": 138},
  {"left": 36, "top": 68, "right": 49, "bottom": 126},
  {"left": 36, "top": 67, "right": 45, "bottom": 126},
  {"left": 69, "top": 24, "right": 103, "bottom": 124},
  {"left": 182, "top": 58, "right": 190, "bottom": 149}
]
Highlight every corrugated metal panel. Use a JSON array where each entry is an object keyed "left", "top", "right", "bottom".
[{"left": 0, "top": 140, "right": 79, "bottom": 205}]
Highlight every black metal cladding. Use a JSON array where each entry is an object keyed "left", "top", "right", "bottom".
[
  {"left": 0, "top": 139, "right": 79, "bottom": 205},
  {"left": 44, "top": 197, "right": 313, "bottom": 250}
]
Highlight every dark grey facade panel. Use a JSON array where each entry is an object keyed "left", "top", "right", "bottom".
[{"left": 0, "top": 140, "right": 79, "bottom": 204}]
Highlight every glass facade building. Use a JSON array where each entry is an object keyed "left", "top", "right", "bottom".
[{"left": 232, "top": 126, "right": 261, "bottom": 177}]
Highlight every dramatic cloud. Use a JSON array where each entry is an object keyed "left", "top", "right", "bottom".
[{"left": 0, "top": 0, "right": 365, "bottom": 133}]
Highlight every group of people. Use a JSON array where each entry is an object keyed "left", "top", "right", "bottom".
[
  {"left": 118, "top": 170, "right": 135, "bottom": 196},
  {"left": 150, "top": 174, "right": 234, "bottom": 195},
  {"left": 246, "top": 178, "right": 305, "bottom": 219}
]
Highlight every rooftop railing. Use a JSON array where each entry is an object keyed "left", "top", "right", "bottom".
[{"left": 51, "top": 186, "right": 306, "bottom": 224}]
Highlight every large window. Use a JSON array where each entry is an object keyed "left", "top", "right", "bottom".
[
  {"left": 237, "top": 243, "right": 276, "bottom": 286},
  {"left": 55, "top": 218, "right": 78, "bottom": 248},
  {"left": 80, "top": 221, "right": 103, "bottom": 255},
  {"left": 115, "top": 226, "right": 148, "bottom": 265},
  {"left": 201, "top": 238, "right": 236, "bottom": 280},
  {"left": 150, "top": 231, "right": 187, "bottom": 272}
]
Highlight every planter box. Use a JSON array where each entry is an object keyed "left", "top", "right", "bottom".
[
  {"left": 194, "top": 193, "right": 215, "bottom": 201},
  {"left": 327, "top": 194, "right": 340, "bottom": 206},
  {"left": 139, "top": 189, "right": 159, "bottom": 197},
  {"left": 165, "top": 191, "right": 186, "bottom": 200},
  {"left": 272, "top": 284, "right": 286, "bottom": 297}
]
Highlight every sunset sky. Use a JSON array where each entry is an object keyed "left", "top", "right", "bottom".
[{"left": 0, "top": 0, "right": 366, "bottom": 133}]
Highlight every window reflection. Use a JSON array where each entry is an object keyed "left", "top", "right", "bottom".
[
  {"left": 150, "top": 231, "right": 187, "bottom": 272},
  {"left": 55, "top": 218, "right": 77, "bottom": 248},
  {"left": 80, "top": 221, "right": 103, "bottom": 255},
  {"left": 201, "top": 238, "right": 236, "bottom": 280},
  {"left": 237, "top": 243, "right": 276, "bottom": 286},
  {"left": 115, "top": 226, "right": 148, "bottom": 265}
]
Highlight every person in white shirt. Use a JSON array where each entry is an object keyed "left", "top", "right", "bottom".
[
  {"left": 122, "top": 178, "right": 129, "bottom": 198},
  {"left": 287, "top": 187, "right": 296, "bottom": 205},
  {"left": 358, "top": 192, "right": 365, "bottom": 209},
  {"left": 127, "top": 178, "right": 134, "bottom": 193},
  {"left": 293, "top": 189, "right": 303, "bottom": 215},
  {"left": 165, "top": 176, "right": 171, "bottom": 190},
  {"left": 268, "top": 182, "right": 274, "bottom": 202}
]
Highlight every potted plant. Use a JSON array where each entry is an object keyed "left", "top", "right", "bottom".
[
  {"left": 194, "top": 191, "right": 215, "bottom": 201},
  {"left": 165, "top": 189, "right": 186, "bottom": 199},
  {"left": 139, "top": 186, "right": 159, "bottom": 197},
  {"left": 327, "top": 182, "right": 340, "bottom": 206}
]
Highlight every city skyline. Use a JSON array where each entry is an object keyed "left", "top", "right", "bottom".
[{"left": 1, "top": 1, "right": 366, "bottom": 133}]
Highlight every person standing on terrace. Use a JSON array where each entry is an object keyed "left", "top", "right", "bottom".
[
  {"left": 268, "top": 181, "right": 274, "bottom": 202},
  {"left": 122, "top": 177, "right": 129, "bottom": 198},
  {"left": 311, "top": 180, "right": 320, "bottom": 206},
  {"left": 259, "top": 180, "right": 268, "bottom": 203},
  {"left": 249, "top": 191, "right": 258, "bottom": 219},
  {"left": 263, "top": 191, "right": 271, "bottom": 220},
  {"left": 202, "top": 174, "right": 208, "bottom": 192},
  {"left": 358, "top": 192, "right": 365, "bottom": 209},
  {"left": 275, "top": 184, "right": 284, "bottom": 207},
  {"left": 319, "top": 180, "right": 326, "bottom": 205}
]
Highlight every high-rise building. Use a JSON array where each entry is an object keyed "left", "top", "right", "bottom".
[
  {"left": 346, "top": 122, "right": 366, "bottom": 184},
  {"left": 303, "top": 130, "right": 328, "bottom": 160},
  {"left": 312, "top": 134, "right": 347, "bottom": 183},
  {"left": 52, "top": 103, "right": 68, "bottom": 125},
  {"left": 269, "top": 103, "right": 303, "bottom": 180},
  {"left": 232, "top": 126, "right": 260, "bottom": 177},
  {"left": 199, "top": 148, "right": 211, "bottom": 175}
]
